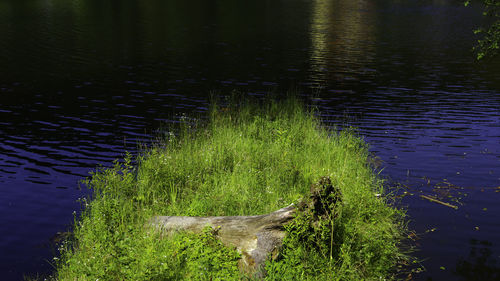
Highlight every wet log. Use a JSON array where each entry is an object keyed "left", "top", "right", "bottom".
[{"left": 150, "top": 177, "right": 341, "bottom": 277}]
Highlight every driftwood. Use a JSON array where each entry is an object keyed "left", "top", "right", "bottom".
[
  {"left": 420, "top": 194, "right": 458, "bottom": 209},
  {"left": 151, "top": 205, "right": 295, "bottom": 276},
  {"left": 150, "top": 177, "right": 341, "bottom": 277}
]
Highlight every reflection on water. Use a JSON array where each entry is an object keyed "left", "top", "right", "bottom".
[
  {"left": 309, "top": 0, "right": 332, "bottom": 83},
  {"left": 454, "top": 239, "right": 500, "bottom": 280},
  {"left": 309, "top": 0, "right": 376, "bottom": 85},
  {"left": 0, "top": 0, "right": 500, "bottom": 280}
]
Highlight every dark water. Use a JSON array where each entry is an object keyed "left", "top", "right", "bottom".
[{"left": 1, "top": 0, "right": 499, "bottom": 280}]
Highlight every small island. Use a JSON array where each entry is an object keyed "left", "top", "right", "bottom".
[{"left": 51, "top": 95, "right": 409, "bottom": 280}]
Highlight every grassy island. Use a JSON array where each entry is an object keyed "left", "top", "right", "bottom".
[{"left": 53, "top": 96, "right": 408, "bottom": 280}]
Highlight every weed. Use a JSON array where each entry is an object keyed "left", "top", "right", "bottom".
[{"left": 50, "top": 94, "right": 409, "bottom": 280}]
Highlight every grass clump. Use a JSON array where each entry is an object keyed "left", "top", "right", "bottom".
[{"left": 53, "top": 95, "right": 408, "bottom": 280}]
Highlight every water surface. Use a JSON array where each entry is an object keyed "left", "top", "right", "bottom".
[{"left": 1, "top": 0, "right": 499, "bottom": 280}]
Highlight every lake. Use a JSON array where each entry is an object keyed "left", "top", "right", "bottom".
[{"left": 1, "top": 0, "right": 499, "bottom": 280}]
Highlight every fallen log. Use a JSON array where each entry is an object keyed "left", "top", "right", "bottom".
[
  {"left": 151, "top": 204, "right": 295, "bottom": 276},
  {"left": 150, "top": 177, "right": 341, "bottom": 277}
]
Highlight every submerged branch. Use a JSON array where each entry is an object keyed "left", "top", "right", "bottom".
[{"left": 420, "top": 194, "right": 458, "bottom": 210}]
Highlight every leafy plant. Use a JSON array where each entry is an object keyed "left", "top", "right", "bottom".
[{"left": 466, "top": 0, "right": 500, "bottom": 59}]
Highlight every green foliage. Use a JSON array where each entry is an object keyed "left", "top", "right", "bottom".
[
  {"left": 265, "top": 177, "right": 405, "bottom": 281},
  {"left": 466, "top": 0, "right": 500, "bottom": 59},
  {"left": 265, "top": 178, "right": 343, "bottom": 280},
  {"left": 163, "top": 226, "right": 242, "bottom": 280},
  {"left": 51, "top": 94, "right": 409, "bottom": 280}
]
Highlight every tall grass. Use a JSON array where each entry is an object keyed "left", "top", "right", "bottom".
[{"left": 53, "top": 95, "right": 408, "bottom": 280}]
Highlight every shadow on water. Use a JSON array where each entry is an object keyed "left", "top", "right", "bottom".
[{"left": 454, "top": 239, "right": 500, "bottom": 281}]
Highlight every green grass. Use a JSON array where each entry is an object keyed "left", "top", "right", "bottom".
[{"left": 52, "top": 95, "right": 409, "bottom": 280}]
